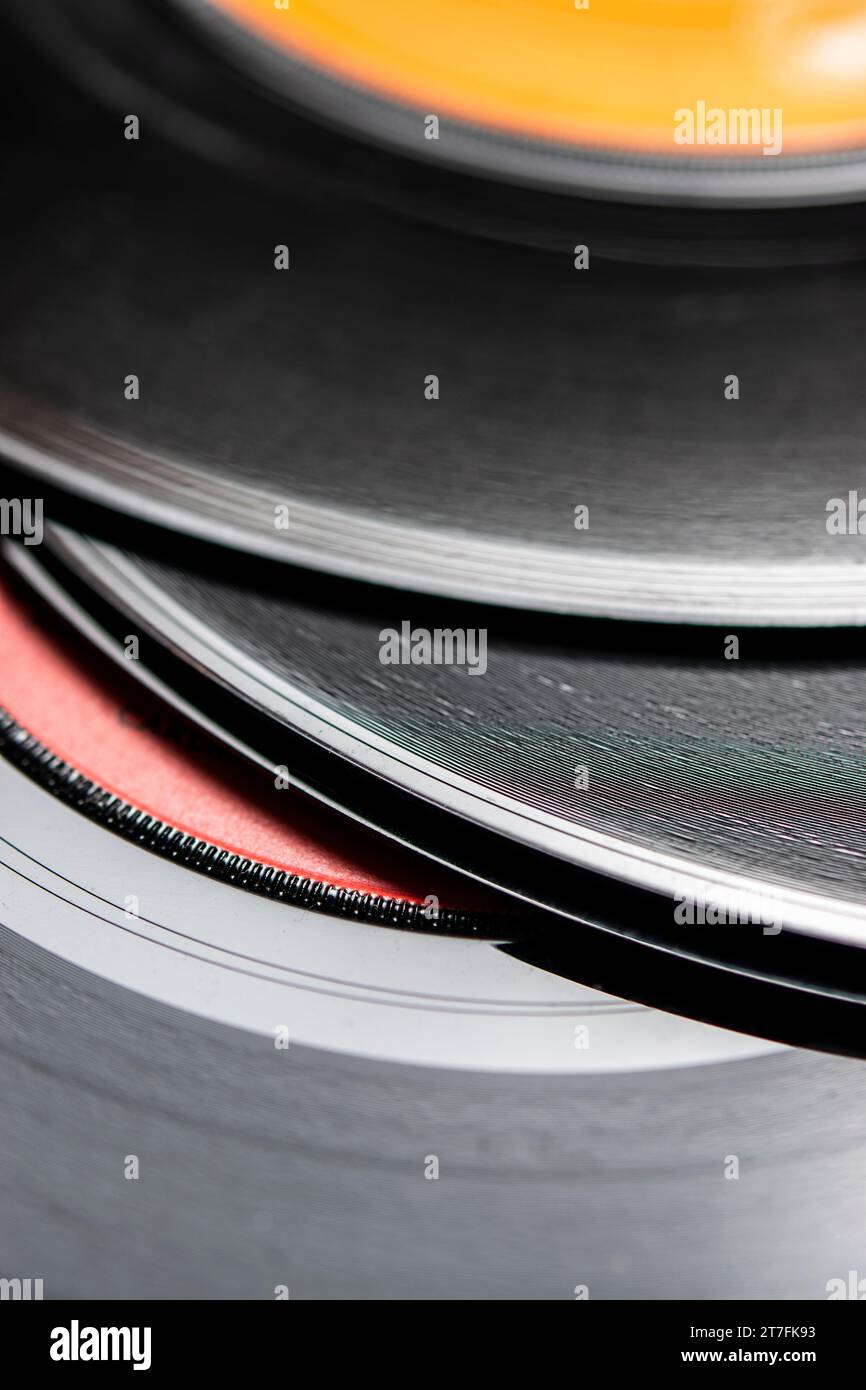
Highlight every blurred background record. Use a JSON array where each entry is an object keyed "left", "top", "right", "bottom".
[
  {"left": 1, "top": 2, "right": 866, "bottom": 623},
  {"left": 12, "top": 0, "right": 866, "bottom": 201},
  {"left": 180, "top": 0, "right": 866, "bottom": 201}
]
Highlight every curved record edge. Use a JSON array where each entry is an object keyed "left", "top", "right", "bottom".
[
  {"left": 0, "top": 730, "right": 783, "bottom": 1077},
  {"left": 25, "top": 525, "right": 866, "bottom": 955},
  {"left": 2, "top": 401, "right": 866, "bottom": 626}
]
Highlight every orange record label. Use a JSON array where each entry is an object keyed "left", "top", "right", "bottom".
[{"left": 205, "top": 0, "right": 866, "bottom": 155}]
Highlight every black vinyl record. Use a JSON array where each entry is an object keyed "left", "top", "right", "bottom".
[
  {"left": 1, "top": 79, "right": 866, "bottom": 624},
  {"left": 37, "top": 526, "right": 866, "bottom": 928},
  {"left": 0, "top": 675, "right": 863, "bottom": 1301},
  {"left": 9, "top": 521, "right": 866, "bottom": 1049}
]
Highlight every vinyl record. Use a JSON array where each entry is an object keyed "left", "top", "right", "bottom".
[
  {"left": 11, "top": 899, "right": 866, "bottom": 1301},
  {"left": 9, "top": 560, "right": 852, "bottom": 1303},
  {"left": 15, "top": 525, "right": 866, "bottom": 985},
  {"left": 0, "top": 732, "right": 863, "bottom": 1301},
  {"left": 2, "top": 105, "right": 866, "bottom": 624},
  {"left": 4, "top": 583, "right": 866, "bottom": 1302}
]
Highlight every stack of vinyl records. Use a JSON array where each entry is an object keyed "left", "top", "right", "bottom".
[{"left": 2, "top": 0, "right": 866, "bottom": 1302}]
